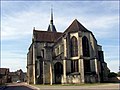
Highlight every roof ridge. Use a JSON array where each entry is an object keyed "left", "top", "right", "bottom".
[{"left": 34, "top": 30, "right": 62, "bottom": 34}]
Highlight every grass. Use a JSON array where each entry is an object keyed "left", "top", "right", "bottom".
[{"left": 31, "top": 83, "right": 117, "bottom": 87}]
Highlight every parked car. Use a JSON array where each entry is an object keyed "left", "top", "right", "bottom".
[{"left": 16, "top": 80, "right": 21, "bottom": 83}]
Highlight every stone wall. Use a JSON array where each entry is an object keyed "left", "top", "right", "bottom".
[{"left": 61, "top": 74, "right": 81, "bottom": 84}]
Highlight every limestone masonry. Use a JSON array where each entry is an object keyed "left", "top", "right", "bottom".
[{"left": 27, "top": 9, "right": 110, "bottom": 84}]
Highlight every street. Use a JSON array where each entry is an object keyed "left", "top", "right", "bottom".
[
  {"left": 1, "top": 86, "right": 33, "bottom": 90},
  {"left": 0, "top": 83, "right": 39, "bottom": 90}
]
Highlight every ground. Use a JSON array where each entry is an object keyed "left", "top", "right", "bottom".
[
  {"left": 0, "top": 83, "right": 39, "bottom": 90},
  {"left": 34, "top": 83, "right": 119, "bottom": 90},
  {"left": 0, "top": 83, "right": 119, "bottom": 90}
]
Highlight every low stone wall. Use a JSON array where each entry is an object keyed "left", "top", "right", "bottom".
[
  {"left": 85, "top": 75, "right": 96, "bottom": 83},
  {"left": 61, "top": 74, "right": 81, "bottom": 84},
  {"left": 66, "top": 75, "right": 81, "bottom": 84}
]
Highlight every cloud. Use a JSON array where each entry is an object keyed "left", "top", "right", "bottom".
[
  {"left": 107, "top": 60, "right": 119, "bottom": 72},
  {"left": 1, "top": 1, "right": 119, "bottom": 73},
  {"left": 1, "top": 10, "right": 50, "bottom": 40},
  {"left": 103, "top": 45, "right": 119, "bottom": 59},
  {"left": 1, "top": 1, "right": 119, "bottom": 40},
  {"left": 1, "top": 58, "right": 26, "bottom": 72},
  {"left": 1, "top": 51, "right": 27, "bottom": 72}
]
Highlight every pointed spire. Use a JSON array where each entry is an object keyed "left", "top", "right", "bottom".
[
  {"left": 47, "top": 6, "right": 57, "bottom": 32},
  {"left": 50, "top": 7, "right": 53, "bottom": 24}
]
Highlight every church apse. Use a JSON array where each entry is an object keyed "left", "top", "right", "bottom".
[{"left": 27, "top": 10, "right": 110, "bottom": 84}]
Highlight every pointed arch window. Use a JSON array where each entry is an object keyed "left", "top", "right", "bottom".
[
  {"left": 82, "top": 36, "right": 90, "bottom": 57},
  {"left": 70, "top": 36, "right": 78, "bottom": 57},
  {"left": 71, "top": 60, "right": 78, "bottom": 73}
]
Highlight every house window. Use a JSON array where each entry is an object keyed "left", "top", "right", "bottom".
[
  {"left": 82, "top": 36, "right": 90, "bottom": 57},
  {"left": 70, "top": 36, "right": 78, "bottom": 57},
  {"left": 71, "top": 60, "right": 78, "bottom": 73}
]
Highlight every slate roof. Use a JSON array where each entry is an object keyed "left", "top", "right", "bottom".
[
  {"left": 47, "top": 24, "right": 57, "bottom": 32},
  {"left": 64, "top": 19, "right": 90, "bottom": 33},
  {"left": 33, "top": 30, "right": 63, "bottom": 42},
  {"left": 33, "top": 19, "right": 92, "bottom": 43}
]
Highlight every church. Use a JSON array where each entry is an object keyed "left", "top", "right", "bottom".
[{"left": 27, "top": 9, "right": 110, "bottom": 84}]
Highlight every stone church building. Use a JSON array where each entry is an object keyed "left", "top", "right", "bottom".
[{"left": 27, "top": 10, "right": 109, "bottom": 84}]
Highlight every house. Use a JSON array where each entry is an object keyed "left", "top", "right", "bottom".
[
  {"left": 0, "top": 68, "right": 11, "bottom": 84},
  {"left": 9, "top": 69, "right": 26, "bottom": 82}
]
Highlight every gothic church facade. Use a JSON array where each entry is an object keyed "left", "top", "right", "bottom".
[{"left": 27, "top": 10, "right": 109, "bottom": 84}]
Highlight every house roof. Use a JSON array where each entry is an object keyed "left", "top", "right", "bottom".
[
  {"left": 33, "top": 30, "right": 63, "bottom": 42},
  {"left": 64, "top": 19, "right": 90, "bottom": 33},
  {"left": 9, "top": 72, "right": 17, "bottom": 76},
  {"left": 0, "top": 68, "right": 9, "bottom": 75}
]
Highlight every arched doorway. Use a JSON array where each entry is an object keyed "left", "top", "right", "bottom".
[{"left": 54, "top": 62, "right": 63, "bottom": 84}]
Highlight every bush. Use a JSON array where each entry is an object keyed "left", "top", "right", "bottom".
[
  {"left": 117, "top": 72, "right": 120, "bottom": 77},
  {"left": 108, "top": 72, "right": 117, "bottom": 78}
]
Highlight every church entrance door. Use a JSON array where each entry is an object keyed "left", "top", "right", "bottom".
[{"left": 54, "top": 62, "right": 63, "bottom": 84}]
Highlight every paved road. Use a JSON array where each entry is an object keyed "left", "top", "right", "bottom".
[
  {"left": 1, "top": 86, "right": 34, "bottom": 90},
  {"left": 0, "top": 83, "right": 39, "bottom": 90}
]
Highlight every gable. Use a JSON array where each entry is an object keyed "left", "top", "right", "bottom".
[{"left": 64, "top": 19, "right": 90, "bottom": 33}]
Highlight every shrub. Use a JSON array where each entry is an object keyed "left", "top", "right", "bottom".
[{"left": 108, "top": 72, "right": 117, "bottom": 78}]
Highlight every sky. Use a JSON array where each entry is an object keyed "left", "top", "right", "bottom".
[{"left": 1, "top": 1, "right": 119, "bottom": 73}]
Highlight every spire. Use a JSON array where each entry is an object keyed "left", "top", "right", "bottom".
[
  {"left": 47, "top": 7, "right": 57, "bottom": 32},
  {"left": 50, "top": 8, "right": 53, "bottom": 24}
]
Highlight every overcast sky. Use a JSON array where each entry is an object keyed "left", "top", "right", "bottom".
[{"left": 1, "top": 1, "right": 119, "bottom": 72}]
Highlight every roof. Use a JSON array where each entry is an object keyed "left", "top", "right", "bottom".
[
  {"left": 0, "top": 68, "right": 9, "bottom": 75},
  {"left": 32, "top": 19, "right": 96, "bottom": 43},
  {"left": 33, "top": 30, "right": 63, "bottom": 42},
  {"left": 47, "top": 24, "right": 57, "bottom": 32},
  {"left": 47, "top": 8, "right": 57, "bottom": 32},
  {"left": 9, "top": 72, "right": 17, "bottom": 76},
  {"left": 64, "top": 19, "right": 90, "bottom": 33}
]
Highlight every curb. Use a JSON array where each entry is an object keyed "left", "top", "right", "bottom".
[{"left": 24, "top": 83, "right": 40, "bottom": 90}]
